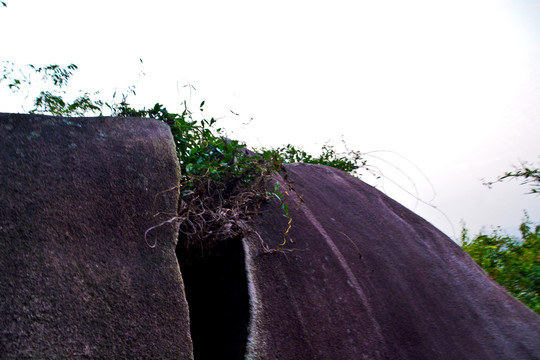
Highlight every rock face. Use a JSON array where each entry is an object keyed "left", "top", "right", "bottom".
[
  {"left": 2, "top": 113, "right": 539, "bottom": 360},
  {"left": 0, "top": 113, "right": 193, "bottom": 359},
  {"left": 244, "top": 163, "right": 540, "bottom": 360}
]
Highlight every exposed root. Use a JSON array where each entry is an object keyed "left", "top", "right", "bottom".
[
  {"left": 144, "top": 216, "right": 182, "bottom": 248},
  {"left": 146, "top": 156, "right": 303, "bottom": 258},
  {"left": 173, "top": 167, "right": 275, "bottom": 259}
]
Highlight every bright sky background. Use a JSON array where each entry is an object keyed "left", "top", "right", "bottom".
[{"left": 1, "top": 0, "right": 539, "bottom": 240}]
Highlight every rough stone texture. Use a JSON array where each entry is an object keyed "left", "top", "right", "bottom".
[
  {"left": 0, "top": 113, "right": 193, "bottom": 359},
  {"left": 244, "top": 163, "right": 540, "bottom": 360}
]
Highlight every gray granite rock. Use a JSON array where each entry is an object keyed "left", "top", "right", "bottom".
[
  {"left": 244, "top": 163, "right": 540, "bottom": 360},
  {"left": 0, "top": 113, "right": 192, "bottom": 359}
]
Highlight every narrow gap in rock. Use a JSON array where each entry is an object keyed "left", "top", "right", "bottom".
[{"left": 177, "top": 236, "right": 250, "bottom": 360}]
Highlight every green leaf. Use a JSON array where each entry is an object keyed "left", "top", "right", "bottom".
[{"left": 282, "top": 203, "right": 290, "bottom": 217}]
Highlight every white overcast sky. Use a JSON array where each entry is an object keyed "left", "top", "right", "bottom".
[{"left": 1, "top": 0, "right": 539, "bottom": 240}]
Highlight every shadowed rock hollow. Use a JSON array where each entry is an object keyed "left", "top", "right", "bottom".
[
  {"left": 0, "top": 113, "right": 192, "bottom": 359},
  {"left": 243, "top": 163, "right": 540, "bottom": 360}
]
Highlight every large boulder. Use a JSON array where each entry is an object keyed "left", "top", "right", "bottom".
[
  {"left": 0, "top": 113, "right": 193, "bottom": 359},
  {"left": 2, "top": 112, "right": 539, "bottom": 360},
  {"left": 244, "top": 163, "right": 540, "bottom": 360}
]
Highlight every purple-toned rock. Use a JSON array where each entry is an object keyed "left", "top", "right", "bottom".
[
  {"left": 244, "top": 163, "right": 540, "bottom": 360},
  {"left": 0, "top": 113, "right": 192, "bottom": 359}
]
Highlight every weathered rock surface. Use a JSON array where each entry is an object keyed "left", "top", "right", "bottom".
[
  {"left": 3, "top": 113, "right": 539, "bottom": 360},
  {"left": 0, "top": 113, "right": 192, "bottom": 359},
  {"left": 244, "top": 163, "right": 540, "bottom": 360}
]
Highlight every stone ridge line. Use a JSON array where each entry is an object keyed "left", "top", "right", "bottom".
[{"left": 296, "top": 201, "right": 384, "bottom": 342}]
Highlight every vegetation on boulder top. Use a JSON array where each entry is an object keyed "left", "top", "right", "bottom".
[
  {"left": 2, "top": 61, "right": 539, "bottom": 313},
  {"left": 1, "top": 61, "right": 368, "bottom": 255}
]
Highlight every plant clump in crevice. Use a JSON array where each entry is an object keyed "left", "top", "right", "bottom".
[
  {"left": 174, "top": 141, "right": 281, "bottom": 256},
  {"left": 119, "top": 102, "right": 296, "bottom": 255},
  {"left": 124, "top": 102, "right": 368, "bottom": 255}
]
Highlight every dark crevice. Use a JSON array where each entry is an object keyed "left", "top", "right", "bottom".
[{"left": 177, "top": 237, "right": 250, "bottom": 360}]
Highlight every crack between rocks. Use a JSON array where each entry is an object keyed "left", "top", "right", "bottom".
[{"left": 176, "top": 236, "right": 251, "bottom": 360}]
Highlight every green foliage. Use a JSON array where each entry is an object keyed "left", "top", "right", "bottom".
[
  {"left": 484, "top": 161, "right": 540, "bottom": 195},
  {"left": 461, "top": 217, "right": 540, "bottom": 315},
  {"left": 32, "top": 91, "right": 104, "bottom": 116},
  {"left": 269, "top": 143, "right": 366, "bottom": 175},
  {"left": 2, "top": 61, "right": 369, "bottom": 253},
  {"left": 112, "top": 101, "right": 282, "bottom": 194},
  {"left": 31, "top": 63, "right": 78, "bottom": 88},
  {"left": 1, "top": 62, "right": 104, "bottom": 116},
  {"left": 2, "top": 62, "right": 78, "bottom": 91},
  {"left": 1, "top": 61, "right": 368, "bottom": 187},
  {"left": 111, "top": 101, "right": 301, "bottom": 253}
]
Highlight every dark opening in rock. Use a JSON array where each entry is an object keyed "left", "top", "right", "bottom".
[{"left": 177, "top": 237, "right": 250, "bottom": 360}]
